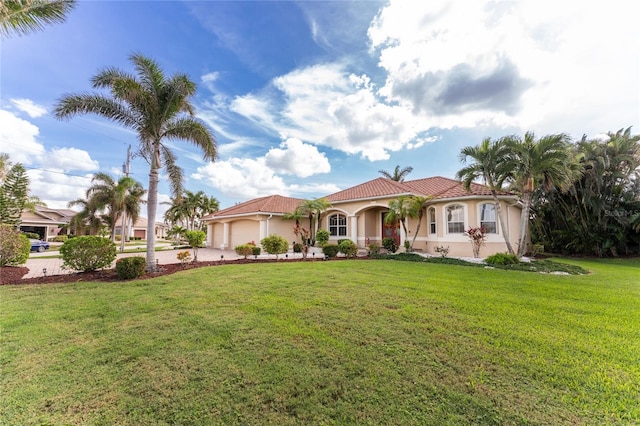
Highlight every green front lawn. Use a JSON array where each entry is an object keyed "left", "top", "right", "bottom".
[{"left": 1, "top": 258, "right": 638, "bottom": 425}]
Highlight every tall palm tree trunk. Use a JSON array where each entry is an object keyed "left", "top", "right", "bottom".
[
  {"left": 410, "top": 210, "right": 424, "bottom": 249},
  {"left": 492, "top": 191, "right": 515, "bottom": 254},
  {"left": 146, "top": 163, "right": 159, "bottom": 271},
  {"left": 518, "top": 191, "right": 532, "bottom": 256}
]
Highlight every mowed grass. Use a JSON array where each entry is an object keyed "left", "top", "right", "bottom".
[{"left": 1, "top": 258, "right": 638, "bottom": 425}]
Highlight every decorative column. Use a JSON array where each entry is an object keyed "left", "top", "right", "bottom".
[
  {"left": 222, "top": 222, "right": 230, "bottom": 250},
  {"left": 349, "top": 215, "right": 358, "bottom": 245},
  {"left": 207, "top": 223, "right": 214, "bottom": 247},
  {"left": 259, "top": 219, "right": 268, "bottom": 242}
]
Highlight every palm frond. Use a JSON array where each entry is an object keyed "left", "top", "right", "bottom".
[{"left": 1, "top": 0, "right": 76, "bottom": 38}]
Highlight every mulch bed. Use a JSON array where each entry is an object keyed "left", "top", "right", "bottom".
[{"left": 1, "top": 257, "right": 362, "bottom": 286}]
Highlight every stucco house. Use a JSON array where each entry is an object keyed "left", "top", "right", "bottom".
[
  {"left": 19, "top": 206, "right": 77, "bottom": 241},
  {"left": 203, "top": 176, "right": 522, "bottom": 258},
  {"left": 114, "top": 215, "right": 169, "bottom": 240}
]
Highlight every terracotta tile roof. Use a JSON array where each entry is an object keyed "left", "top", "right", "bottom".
[
  {"left": 204, "top": 177, "right": 515, "bottom": 220},
  {"left": 325, "top": 177, "right": 412, "bottom": 202},
  {"left": 402, "top": 176, "right": 459, "bottom": 197},
  {"left": 405, "top": 176, "right": 511, "bottom": 199},
  {"left": 204, "top": 195, "right": 304, "bottom": 219}
]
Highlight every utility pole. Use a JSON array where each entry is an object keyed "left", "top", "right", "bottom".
[{"left": 120, "top": 145, "right": 131, "bottom": 253}]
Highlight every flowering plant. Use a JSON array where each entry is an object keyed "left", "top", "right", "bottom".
[
  {"left": 176, "top": 250, "right": 192, "bottom": 266},
  {"left": 465, "top": 227, "right": 487, "bottom": 258}
]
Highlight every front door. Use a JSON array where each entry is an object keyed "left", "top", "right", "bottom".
[{"left": 381, "top": 212, "right": 400, "bottom": 246}]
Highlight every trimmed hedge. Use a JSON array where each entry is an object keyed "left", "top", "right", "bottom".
[
  {"left": 115, "top": 256, "right": 146, "bottom": 279},
  {"left": 322, "top": 244, "right": 340, "bottom": 258},
  {"left": 59, "top": 236, "right": 117, "bottom": 272},
  {"left": 338, "top": 239, "right": 358, "bottom": 258}
]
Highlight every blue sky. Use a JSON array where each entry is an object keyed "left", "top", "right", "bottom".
[{"left": 1, "top": 0, "right": 638, "bottom": 221}]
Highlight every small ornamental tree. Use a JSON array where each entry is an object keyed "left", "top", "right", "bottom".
[
  {"left": 465, "top": 226, "right": 487, "bottom": 258},
  {"left": 0, "top": 225, "right": 30, "bottom": 267},
  {"left": 260, "top": 234, "right": 289, "bottom": 259},
  {"left": 293, "top": 224, "right": 310, "bottom": 259},
  {"left": 185, "top": 230, "right": 206, "bottom": 261},
  {"left": 234, "top": 244, "right": 254, "bottom": 259},
  {"left": 59, "top": 236, "right": 117, "bottom": 272}
]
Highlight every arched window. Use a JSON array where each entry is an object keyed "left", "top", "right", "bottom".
[
  {"left": 429, "top": 207, "right": 436, "bottom": 234},
  {"left": 446, "top": 205, "right": 465, "bottom": 233},
  {"left": 329, "top": 214, "right": 347, "bottom": 236},
  {"left": 479, "top": 203, "right": 497, "bottom": 233}
]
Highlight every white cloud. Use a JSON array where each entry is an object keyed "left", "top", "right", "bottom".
[
  {"left": 264, "top": 138, "right": 330, "bottom": 177},
  {"left": 27, "top": 168, "right": 92, "bottom": 208},
  {"left": 0, "top": 109, "right": 46, "bottom": 164},
  {"left": 191, "top": 141, "right": 337, "bottom": 201},
  {"left": 193, "top": 157, "right": 290, "bottom": 199},
  {"left": 10, "top": 98, "right": 47, "bottom": 118},
  {"left": 201, "top": 71, "right": 220, "bottom": 84},
  {"left": 368, "top": 0, "right": 639, "bottom": 136},
  {"left": 47, "top": 147, "right": 100, "bottom": 171}
]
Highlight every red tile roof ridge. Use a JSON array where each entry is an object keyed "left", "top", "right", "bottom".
[
  {"left": 325, "top": 177, "right": 413, "bottom": 202},
  {"left": 204, "top": 194, "right": 305, "bottom": 218}
]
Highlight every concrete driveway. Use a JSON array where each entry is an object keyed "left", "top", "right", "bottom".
[
  {"left": 23, "top": 246, "right": 324, "bottom": 279},
  {"left": 23, "top": 247, "right": 243, "bottom": 279}
]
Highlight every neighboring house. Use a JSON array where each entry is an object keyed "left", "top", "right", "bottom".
[
  {"left": 114, "top": 216, "right": 169, "bottom": 240},
  {"left": 202, "top": 176, "right": 522, "bottom": 258},
  {"left": 19, "top": 206, "right": 76, "bottom": 241},
  {"left": 18, "top": 207, "right": 168, "bottom": 241}
]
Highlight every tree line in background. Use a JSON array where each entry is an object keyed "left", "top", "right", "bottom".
[
  {"left": 163, "top": 190, "right": 220, "bottom": 242},
  {"left": 457, "top": 127, "right": 640, "bottom": 257}
]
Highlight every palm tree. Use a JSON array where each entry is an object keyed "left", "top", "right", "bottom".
[
  {"left": 164, "top": 190, "right": 219, "bottom": 231},
  {"left": 54, "top": 54, "right": 216, "bottom": 271},
  {"left": 405, "top": 195, "right": 431, "bottom": 250},
  {"left": 118, "top": 177, "right": 145, "bottom": 250},
  {"left": 296, "top": 198, "right": 332, "bottom": 243},
  {"left": 83, "top": 173, "right": 145, "bottom": 242},
  {"left": 378, "top": 165, "right": 413, "bottom": 182},
  {"left": 456, "top": 137, "right": 515, "bottom": 255},
  {"left": 67, "top": 197, "right": 103, "bottom": 236},
  {"left": 532, "top": 128, "right": 639, "bottom": 256},
  {"left": 384, "top": 196, "right": 411, "bottom": 245},
  {"left": 384, "top": 195, "right": 430, "bottom": 250},
  {"left": 502, "top": 132, "right": 577, "bottom": 256},
  {"left": 1, "top": 0, "right": 76, "bottom": 38}
]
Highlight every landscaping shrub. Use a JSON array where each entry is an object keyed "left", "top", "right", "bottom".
[
  {"left": 115, "top": 256, "right": 146, "bottom": 279},
  {"left": 0, "top": 225, "right": 30, "bottom": 267},
  {"left": 368, "top": 242, "right": 380, "bottom": 255},
  {"left": 315, "top": 229, "right": 329, "bottom": 247},
  {"left": 293, "top": 242, "right": 302, "bottom": 253},
  {"left": 260, "top": 235, "right": 289, "bottom": 259},
  {"left": 485, "top": 252, "right": 520, "bottom": 266},
  {"left": 52, "top": 235, "right": 68, "bottom": 243},
  {"left": 252, "top": 245, "right": 261, "bottom": 256},
  {"left": 176, "top": 250, "right": 192, "bottom": 265},
  {"left": 59, "top": 236, "right": 117, "bottom": 272},
  {"left": 382, "top": 237, "right": 398, "bottom": 253},
  {"left": 322, "top": 244, "right": 340, "bottom": 258},
  {"left": 338, "top": 239, "right": 358, "bottom": 258},
  {"left": 434, "top": 245, "right": 450, "bottom": 257},
  {"left": 234, "top": 244, "right": 254, "bottom": 259},
  {"left": 22, "top": 232, "right": 40, "bottom": 239}
]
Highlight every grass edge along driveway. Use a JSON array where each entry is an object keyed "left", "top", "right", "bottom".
[{"left": 1, "top": 258, "right": 639, "bottom": 425}]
